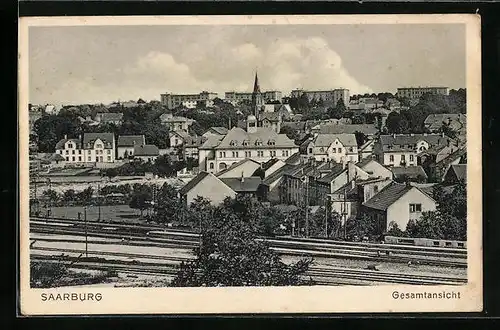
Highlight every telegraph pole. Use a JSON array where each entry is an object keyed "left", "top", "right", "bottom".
[
  {"left": 97, "top": 181, "right": 101, "bottom": 221},
  {"left": 84, "top": 206, "right": 88, "bottom": 257},
  {"left": 305, "top": 177, "right": 309, "bottom": 238},
  {"left": 325, "top": 198, "right": 329, "bottom": 238}
]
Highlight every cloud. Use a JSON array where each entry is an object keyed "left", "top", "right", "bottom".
[{"left": 32, "top": 36, "right": 373, "bottom": 105}]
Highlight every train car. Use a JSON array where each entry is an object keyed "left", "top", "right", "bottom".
[{"left": 384, "top": 236, "right": 467, "bottom": 249}]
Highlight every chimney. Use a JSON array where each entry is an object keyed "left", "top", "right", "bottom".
[{"left": 64, "top": 134, "right": 67, "bottom": 139}]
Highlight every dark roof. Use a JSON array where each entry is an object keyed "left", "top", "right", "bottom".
[
  {"left": 220, "top": 177, "right": 266, "bottom": 193},
  {"left": 179, "top": 171, "right": 211, "bottom": 195},
  {"left": 184, "top": 135, "right": 207, "bottom": 147},
  {"left": 317, "top": 164, "right": 346, "bottom": 183},
  {"left": 260, "top": 158, "right": 281, "bottom": 171},
  {"left": 55, "top": 138, "right": 81, "bottom": 150},
  {"left": 260, "top": 112, "right": 281, "bottom": 122},
  {"left": 379, "top": 134, "right": 452, "bottom": 152},
  {"left": 332, "top": 181, "right": 358, "bottom": 199},
  {"left": 208, "top": 127, "right": 229, "bottom": 135},
  {"left": 447, "top": 164, "right": 466, "bottom": 181},
  {"left": 83, "top": 133, "right": 115, "bottom": 149},
  {"left": 263, "top": 164, "right": 297, "bottom": 185},
  {"left": 319, "top": 124, "right": 379, "bottom": 135},
  {"left": 285, "top": 152, "right": 302, "bottom": 165},
  {"left": 117, "top": 135, "right": 145, "bottom": 147},
  {"left": 216, "top": 158, "right": 260, "bottom": 177},
  {"left": 390, "top": 166, "right": 428, "bottom": 179},
  {"left": 134, "top": 144, "right": 159, "bottom": 156},
  {"left": 362, "top": 183, "right": 413, "bottom": 211}
]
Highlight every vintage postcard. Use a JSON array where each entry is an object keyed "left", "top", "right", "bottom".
[{"left": 19, "top": 14, "right": 482, "bottom": 315}]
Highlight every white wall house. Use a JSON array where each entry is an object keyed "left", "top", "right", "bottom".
[{"left": 55, "top": 133, "right": 116, "bottom": 164}]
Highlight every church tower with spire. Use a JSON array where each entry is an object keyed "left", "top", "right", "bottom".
[{"left": 251, "top": 71, "right": 264, "bottom": 119}]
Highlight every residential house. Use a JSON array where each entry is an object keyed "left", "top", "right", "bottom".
[
  {"left": 179, "top": 172, "right": 238, "bottom": 206},
  {"left": 216, "top": 158, "right": 261, "bottom": 179},
  {"left": 374, "top": 133, "right": 454, "bottom": 167},
  {"left": 183, "top": 135, "right": 207, "bottom": 160},
  {"left": 220, "top": 176, "right": 269, "bottom": 201},
  {"left": 55, "top": 133, "right": 116, "bottom": 164},
  {"left": 442, "top": 164, "right": 466, "bottom": 185},
  {"left": 419, "top": 144, "right": 466, "bottom": 181},
  {"left": 95, "top": 112, "right": 124, "bottom": 125},
  {"left": 202, "top": 127, "right": 229, "bottom": 138},
  {"left": 160, "top": 113, "right": 194, "bottom": 131},
  {"left": 169, "top": 130, "right": 191, "bottom": 148},
  {"left": 117, "top": 135, "right": 146, "bottom": 159},
  {"left": 359, "top": 139, "right": 376, "bottom": 160},
  {"left": 391, "top": 166, "right": 428, "bottom": 183},
  {"left": 355, "top": 158, "right": 393, "bottom": 180},
  {"left": 199, "top": 116, "right": 299, "bottom": 174},
  {"left": 133, "top": 144, "right": 160, "bottom": 162},
  {"left": 361, "top": 182, "right": 437, "bottom": 234},
  {"left": 259, "top": 112, "right": 283, "bottom": 134},
  {"left": 302, "top": 133, "right": 359, "bottom": 163},
  {"left": 424, "top": 114, "right": 467, "bottom": 141}
]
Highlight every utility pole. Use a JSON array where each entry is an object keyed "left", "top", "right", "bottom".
[
  {"left": 97, "top": 181, "right": 101, "bottom": 221},
  {"left": 343, "top": 187, "right": 347, "bottom": 240},
  {"left": 325, "top": 197, "right": 329, "bottom": 238},
  {"left": 46, "top": 178, "right": 51, "bottom": 221},
  {"left": 84, "top": 206, "right": 88, "bottom": 257},
  {"left": 305, "top": 177, "right": 309, "bottom": 238}
]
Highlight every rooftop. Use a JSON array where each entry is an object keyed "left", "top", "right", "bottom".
[
  {"left": 309, "top": 133, "right": 358, "bottom": 148},
  {"left": 96, "top": 112, "right": 123, "bottom": 122},
  {"left": 220, "top": 177, "right": 266, "bottom": 193},
  {"left": 362, "top": 182, "right": 414, "bottom": 211},
  {"left": 83, "top": 133, "right": 115, "bottom": 149},
  {"left": 391, "top": 166, "right": 428, "bottom": 179},
  {"left": 179, "top": 171, "right": 211, "bottom": 195},
  {"left": 216, "top": 127, "right": 297, "bottom": 150},
  {"left": 319, "top": 124, "right": 379, "bottom": 135},
  {"left": 207, "top": 127, "right": 229, "bottom": 135},
  {"left": 134, "top": 144, "right": 160, "bottom": 156},
  {"left": 117, "top": 135, "right": 145, "bottom": 147}
]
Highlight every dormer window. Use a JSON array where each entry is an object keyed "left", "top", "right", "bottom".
[
  {"left": 255, "top": 139, "right": 263, "bottom": 146},
  {"left": 319, "top": 147, "right": 325, "bottom": 152},
  {"left": 230, "top": 140, "right": 238, "bottom": 146},
  {"left": 268, "top": 139, "right": 276, "bottom": 146},
  {"left": 242, "top": 140, "right": 250, "bottom": 146}
]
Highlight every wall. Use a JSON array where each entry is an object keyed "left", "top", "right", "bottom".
[
  {"left": 360, "top": 178, "right": 393, "bottom": 203},
  {"left": 382, "top": 152, "right": 417, "bottom": 167},
  {"left": 361, "top": 160, "right": 393, "bottom": 179},
  {"left": 117, "top": 147, "right": 135, "bottom": 159},
  {"left": 186, "top": 174, "right": 237, "bottom": 206},
  {"left": 386, "top": 187, "right": 436, "bottom": 231}
]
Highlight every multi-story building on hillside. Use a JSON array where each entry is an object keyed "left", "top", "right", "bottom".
[
  {"left": 55, "top": 133, "right": 116, "bottom": 164},
  {"left": 290, "top": 88, "right": 350, "bottom": 106},
  {"left": 160, "top": 91, "right": 218, "bottom": 110},
  {"left": 224, "top": 90, "right": 282, "bottom": 105},
  {"left": 396, "top": 87, "right": 449, "bottom": 100}
]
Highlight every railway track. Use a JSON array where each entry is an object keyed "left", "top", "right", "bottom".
[
  {"left": 30, "top": 218, "right": 467, "bottom": 267},
  {"left": 31, "top": 253, "right": 467, "bottom": 286}
]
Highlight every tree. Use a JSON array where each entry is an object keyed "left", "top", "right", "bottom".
[
  {"left": 77, "top": 187, "right": 94, "bottom": 204},
  {"left": 129, "top": 186, "right": 151, "bottom": 218},
  {"left": 34, "top": 115, "right": 80, "bottom": 152},
  {"left": 329, "top": 99, "right": 346, "bottom": 119},
  {"left": 354, "top": 131, "right": 368, "bottom": 147},
  {"left": 153, "top": 154, "right": 177, "bottom": 178},
  {"left": 43, "top": 189, "right": 59, "bottom": 204},
  {"left": 62, "top": 189, "right": 77, "bottom": 202},
  {"left": 31, "top": 261, "right": 68, "bottom": 288},
  {"left": 351, "top": 114, "right": 365, "bottom": 124},
  {"left": 345, "top": 214, "right": 379, "bottom": 241},
  {"left": 386, "top": 111, "right": 403, "bottom": 134},
  {"left": 103, "top": 168, "right": 118, "bottom": 180},
  {"left": 170, "top": 206, "right": 314, "bottom": 287},
  {"left": 386, "top": 222, "right": 405, "bottom": 237},
  {"left": 154, "top": 183, "right": 186, "bottom": 224}
]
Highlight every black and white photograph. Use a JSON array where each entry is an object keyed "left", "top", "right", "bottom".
[{"left": 19, "top": 15, "right": 482, "bottom": 314}]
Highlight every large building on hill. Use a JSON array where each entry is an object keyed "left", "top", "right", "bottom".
[
  {"left": 55, "top": 132, "right": 116, "bottom": 164},
  {"left": 290, "top": 88, "right": 350, "bottom": 106},
  {"left": 160, "top": 91, "right": 218, "bottom": 110},
  {"left": 198, "top": 118, "right": 299, "bottom": 174},
  {"left": 224, "top": 90, "right": 282, "bottom": 105},
  {"left": 396, "top": 87, "right": 449, "bottom": 100},
  {"left": 373, "top": 133, "right": 455, "bottom": 167}
]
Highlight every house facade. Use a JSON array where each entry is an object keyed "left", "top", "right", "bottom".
[
  {"left": 95, "top": 112, "right": 124, "bottom": 125},
  {"left": 303, "top": 133, "right": 359, "bottom": 163},
  {"left": 133, "top": 144, "right": 160, "bottom": 162},
  {"left": 117, "top": 135, "right": 146, "bottom": 159},
  {"left": 55, "top": 133, "right": 116, "bottom": 164},
  {"left": 179, "top": 171, "right": 238, "bottom": 206},
  {"left": 160, "top": 113, "right": 194, "bottom": 131}
]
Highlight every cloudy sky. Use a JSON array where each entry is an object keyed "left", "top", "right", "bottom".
[{"left": 28, "top": 24, "right": 465, "bottom": 105}]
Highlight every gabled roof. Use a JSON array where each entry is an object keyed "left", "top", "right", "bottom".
[
  {"left": 391, "top": 166, "right": 428, "bottom": 179},
  {"left": 284, "top": 152, "right": 302, "bottom": 165},
  {"left": 117, "top": 135, "right": 145, "bottom": 147},
  {"left": 199, "top": 135, "right": 224, "bottom": 149},
  {"left": 260, "top": 158, "right": 282, "bottom": 171},
  {"left": 356, "top": 157, "right": 376, "bottom": 169},
  {"left": 83, "top": 133, "right": 115, "bottom": 149},
  {"left": 263, "top": 164, "right": 298, "bottom": 185},
  {"left": 319, "top": 124, "right": 379, "bottom": 135},
  {"left": 220, "top": 177, "right": 266, "bottom": 193},
  {"left": 207, "top": 127, "right": 229, "bottom": 135},
  {"left": 170, "top": 130, "right": 191, "bottom": 140},
  {"left": 55, "top": 138, "right": 81, "bottom": 150},
  {"left": 134, "top": 144, "right": 159, "bottom": 156},
  {"left": 316, "top": 164, "right": 346, "bottom": 183},
  {"left": 216, "top": 158, "right": 260, "bottom": 177},
  {"left": 179, "top": 171, "right": 212, "bottom": 195},
  {"left": 184, "top": 135, "right": 207, "bottom": 147},
  {"left": 215, "top": 127, "right": 297, "bottom": 149},
  {"left": 379, "top": 134, "right": 453, "bottom": 152},
  {"left": 311, "top": 133, "right": 357, "bottom": 148},
  {"left": 362, "top": 182, "right": 414, "bottom": 211},
  {"left": 445, "top": 164, "right": 466, "bottom": 181},
  {"left": 260, "top": 112, "right": 281, "bottom": 122}
]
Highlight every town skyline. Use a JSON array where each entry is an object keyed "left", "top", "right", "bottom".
[{"left": 29, "top": 24, "right": 466, "bottom": 105}]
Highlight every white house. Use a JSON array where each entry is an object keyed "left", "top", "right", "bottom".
[
  {"left": 133, "top": 144, "right": 160, "bottom": 162},
  {"left": 302, "top": 133, "right": 359, "bottom": 163},
  {"left": 117, "top": 135, "right": 146, "bottom": 159},
  {"left": 55, "top": 133, "right": 115, "bottom": 164}
]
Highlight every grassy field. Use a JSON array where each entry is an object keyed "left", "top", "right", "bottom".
[{"left": 41, "top": 204, "right": 145, "bottom": 223}]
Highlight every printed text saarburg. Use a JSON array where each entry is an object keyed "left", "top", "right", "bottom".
[
  {"left": 392, "top": 291, "right": 461, "bottom": 300},
  {"left": 41, "top": 292, "right": 102, "bottom": 302}
]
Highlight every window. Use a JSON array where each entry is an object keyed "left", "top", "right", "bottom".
[
  {"left": 255, "top": 140, "right": 263, "bottom": 146},
  {"left": 349, "top": 147, "right": 353, "bottom": 152},
  {"left": 374, "top": 185, "right": 379, "bottom": 194},
  {"left": 282, "top": 150, "right": 289, "bottom": 157},
  {"left": 107, "top": 150, "right": 111, "bottom": 154},
  {"left": 409, "top": 155, "right": 414, "bottom": 161},
  {"left": 338, "top": 148, "right": 342, "bottom": 153},
  {"left": 257, "top": 151, "right": 264, "bottom": 157},
  {"left": 107, "top": 156, "right": 111, "bottom": 161},
  {"left": 71, "top": 150, "right": 75, "bottom": 154},
  {"left": 78, "top": 150, "right": 82, "bottom": 154},
  {"left": 78, "top": 157, "right": 82, "bottom": 161},
  {"left": 389, "top": 155, "right": 394, "bottom": 162},
  {"left": 243, "top": 140, "right": 249, "bottom": 146},
  {"left": 332, "top": 148, "right": 336, "bottom": 153},
  {"left": 245, "top": 151, "right": 251, "bottom": 157},
  {"left": 66, "top": 157, "right": 69, "bottom": 161},
  {"left": 401, "top": 155, "right": 406, "bottom": 161},
  {"left": 72, "top": 156, "right": 75, "bottom": 161},
  {"left": 88, "top": 156, "right": 91, "bottom": 161},
  {"left": 175, "top": 139, "right": 179, "bottom": 145},
  {"left": 96, "top": 143, "right": 103, "bottom": 148},
  {"left": 65, "top": 150, "right": 69, "bottom": 155},
  {"left": 219, "top": 152, "right": 223, "bottom": 158},
  {"left": 409, "top": 203, "right": 422, "bottom": 213},
  {"left": 270, "top": 151, "right": 276, "bottom": 157},
  {"left": 268, "top": 140, "right": 276, "bottom": 146},
  {"left": 209, "top": 163, "right": 214, "bottom": 169},
  {"left": 308, "top": 148, "right": 313, "bottom": 154}
]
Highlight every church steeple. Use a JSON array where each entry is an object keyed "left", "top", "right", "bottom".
[{"left": 251, "top": 71, "right": 264, "bottom": 118}]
